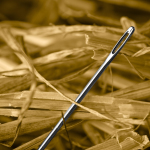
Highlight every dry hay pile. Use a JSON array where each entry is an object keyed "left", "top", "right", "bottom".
[{"left": 0, "top": 0, "right": 150, "bottom": 150}]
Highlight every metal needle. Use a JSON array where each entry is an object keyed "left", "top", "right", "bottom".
[{"left": 38, "top": 26, "right": 135, "bottom": 150}]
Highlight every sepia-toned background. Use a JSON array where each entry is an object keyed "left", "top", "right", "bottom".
[{"left": 0, "top": 0, "right": 150, "bottom": 150}]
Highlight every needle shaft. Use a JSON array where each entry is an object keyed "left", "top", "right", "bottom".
[{"left": 38, "top": 26, "right": 135, "bottom": 150}]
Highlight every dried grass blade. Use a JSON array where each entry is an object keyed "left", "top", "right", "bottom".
[
  {"left": 50, "top": 61, "right": 96, "bottom": 84},
  {"left": 0, "top": 27, "right": 37, "bottom": 146},
  {"left": 86, "top": 130, "right": 149, "bottom": 150},
  {"left": 132, "top": 47, "right": 150, "bottom": 57},
  {"left": 33, "top": 49, "right": 87, "bottom": 66},
  {"left": 86, "top": 138, "right": 121, "bottom": 150},
  {"left": 120, "top": 17, "right": 138, "bottom": 33},
  {"left": 0, "top": 117, "right": 60, "bottom": 142},
  {"left": 0, "top": 74, "right": 32, "bottom": 94},
  {"left": 35, "top": 54, "right": 94, "bottom": 81},
  {"left": 1, "top": 92, "right": 150, "bottom": 120},
  {"left": 82, "top": 121, "right": 104, "bottom": 145},
  {"left": 13, "top": 120, "right": 83, "bottom": 150},
  {"left": 105, "top": 80, "right": 150, "bottom": 100},
  {"left": 98, "top": 0, "right": 150, "bottom": 12}
]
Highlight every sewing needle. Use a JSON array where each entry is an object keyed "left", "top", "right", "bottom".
[{"left": 38, "top": 26, "right": 135, "bottom": 150}]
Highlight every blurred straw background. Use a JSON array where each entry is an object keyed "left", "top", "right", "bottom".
[{"left": 0, "top": 0, "right": 150, "bottom": 150}]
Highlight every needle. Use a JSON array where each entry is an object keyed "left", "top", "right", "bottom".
[{"left": 38, "top": 26, "right": 135, "bottom": 150}]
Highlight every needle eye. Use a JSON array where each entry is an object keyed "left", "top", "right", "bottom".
[{"left": 112, "top": 26, "right": 135, "bottom": 55}]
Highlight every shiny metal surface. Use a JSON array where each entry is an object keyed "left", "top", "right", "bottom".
[{"left": 38, "top": 26, "right": 135, "bottom": 150}]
